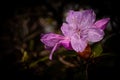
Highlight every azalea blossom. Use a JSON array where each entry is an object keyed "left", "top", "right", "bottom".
[{"left": 40, "top": 9, "right": 110, "bottom": 60}]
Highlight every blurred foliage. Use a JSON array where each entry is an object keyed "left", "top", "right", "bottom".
[
  {"left": 91, "top": 42, "right": 103, "bottom": 58},
  {"left": 0, "top": 0, "right": 120, "bottom": 80}
]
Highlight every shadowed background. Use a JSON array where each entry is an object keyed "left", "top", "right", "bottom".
[{"left": 0, "top": 0, "right": 120, "bottom": 80}]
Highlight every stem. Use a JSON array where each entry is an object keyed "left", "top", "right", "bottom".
[
  {"left": 85, "top": 63, "right": 88, "bottom": 80},
  {"left": 78, "top": 57, "right": 89, "bottom": 80}
]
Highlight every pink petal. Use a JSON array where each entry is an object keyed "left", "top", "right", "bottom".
[
  {"left": 66, "top": 10, "right": 81, "bottom": 24},
  {"left": 60, "top": 38, "right": 73, "bottom": 50},
  {"left": 40, "top": 33, "right": 64, "bottom": 47},
  {"left": 66, "top": 10, "right": 82, "bottom": 29},
  {"left": 61, "top": 23, "right": 74, "bottom": 37},
  {"left": 80, "top": 10, "right": 96, "bottom": 29},
  {"left": 66, "top": 10, "right": 74, "bottom": 23},
  {"left": 87, "top": 28, "right": 104, "bottom": 42},
  {"left": 94, "top": 18, "right": 110, "bottom": 30},
  {"left": 71, "top": 33, "right": 87, "bottom": 52},
  {"left": 65, "top": 10, "right": 96, "bottom": 30}
]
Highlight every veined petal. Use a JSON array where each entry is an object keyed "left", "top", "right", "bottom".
[
  {"left": 66, "top": 10, "right": 74, "bottom": 23},
  {"left": 61, "top": 23, "right": 74, "bottom": 37},
  {"left": 66, "top": 10, "right": 82, "bottom": 29},
  {"left": 60, "top": 38, "right": 73, "bottom": 50},
  {"left": 71, "top": 33, "right": 87, "bottom": 52},
  {"left": 94, "top": 18, "right": 110, "bottom": 30},
  {"left": 40, "top": 33, "right": 64, "bottom": 47},
  {"left": 66, "top": 10, "right": 82, "bottom": 24},
  {"left": 87, "top": 28, "right": 104, "bottom": 42},
  {"left": 79, "top": 10, "right": 96, "bottom": 29}
]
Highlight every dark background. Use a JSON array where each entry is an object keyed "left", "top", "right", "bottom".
[{"left": 0, "top": 0, "right": 120, "bottom": 80}]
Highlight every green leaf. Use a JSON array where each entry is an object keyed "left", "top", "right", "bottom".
[
  {"left": 91, "top": 43, "right": 103, "bottom": 58},
  {"left": 95, "top": 53, "right": 116, "bottom": 58}
]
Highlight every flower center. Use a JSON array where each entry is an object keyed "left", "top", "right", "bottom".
[
  {"left": 76, "top": 29, "right": 81, "bottom": 35},
  {"left": 64, "top": 37, "right": 70, "bottom": 41}
]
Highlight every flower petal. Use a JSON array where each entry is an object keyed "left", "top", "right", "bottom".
[
  {"left": 71, "top": 33, "right": 87, "bottom": 52},
  {"left": 40, "top": 33, "right": 64, "bottom": 47},
  {"left": 66, "top": 10, "right": 83, "bottom": 29},
  {"left": 66, "top": 10, "right": 82, "bottom": 24},
  {"left": 94, "top": 18, "right": 110, "bottom": 30},
  {"left": 61, "top": 23, "right": 74, "bottom": 37},
  {"left": 87, "top": 28, "right": 104, "bottom": 42},
  {"left": 80, "top": 10, "right": 96, "bottom": 29},
  {"left": 65, "top": 10, "right": 96, "bottom": 30},
  {"left": 60, "top": 38, "right": 73, "bottom": 50}
]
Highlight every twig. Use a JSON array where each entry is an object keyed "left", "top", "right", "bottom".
[
  {"left": 58, "top": 56, "right": 76, "bottom": 67},
  {"left": 85, "top": 63, "right": 89, "bottom": 80}
]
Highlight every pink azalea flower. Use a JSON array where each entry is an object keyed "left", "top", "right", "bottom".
[{"left": 40, "top": 9, "right": 110, "bottom": 60}]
